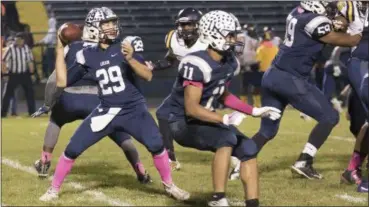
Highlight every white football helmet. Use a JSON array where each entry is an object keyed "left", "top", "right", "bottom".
[
  {"left": 300, "top": 1, "right": 329, "bottom": 15},
  {"left": 82, "top": 8, "right": 101, "bottom": 43},
  {"left": 199, "top": 10, "right": 243, "bottom": 53},
  {"left": 82, "top": 7, "right": 119, "bottom": 43}
]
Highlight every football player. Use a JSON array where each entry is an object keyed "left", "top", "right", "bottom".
[
  {"left": 248, "top": 1, "right": 362, "bottom": 180},
  {"left": 158, "top": 10, "right": 281, "bottom": 206},
  {"left": 32, "top": 8, "right": 151, "bottom": 184},
  {"left": 322, "top": 47, "right": 368, "bottom": 189},
  {"left": 153, "top": 8, "right": 206, "bottom": 170},
  {"left": 40, "top": 7, "right": 189, "bottom": 201},
  {"left": 338, "top": 0, "right": 369, "bottom": 192}
]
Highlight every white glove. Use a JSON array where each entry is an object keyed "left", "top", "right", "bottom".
[
  {"left": 222, "top": 111, "right": 247, "bottom": 126},
  {"left": 333, "top": 65, "right": 341, "bottom": 77},
  {"left": 252, "top": 107, "right": 281, "bottom": 121}
]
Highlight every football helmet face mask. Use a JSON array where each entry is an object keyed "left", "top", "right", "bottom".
[
  {"left": 175, "top": 8, "right": 203, "bottom": 41},
  {"left": 199, "top": 10, "right": 244, "bottom": 55}
]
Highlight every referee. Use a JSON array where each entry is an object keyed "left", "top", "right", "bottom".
[{"left": 1, "top": 32, "right": 35, "bottom": 117}]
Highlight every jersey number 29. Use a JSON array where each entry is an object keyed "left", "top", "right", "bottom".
[{"left": 96, "top": 66, "right": 125, "bottom": 95}]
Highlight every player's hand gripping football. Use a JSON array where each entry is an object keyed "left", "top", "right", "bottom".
[
  {"left": 121, "top": 41, "right": 134, "bottom": 60},
  {"left": 223, "top": 111, "right": 247, "bottom": 126},
  {"left": 56, "top": 27, "right": 65, "bottom": 49},
  {"left": 31, "top": 104, "right": 51, "bottom": 118},
  {"left": 252, "top": 107, "right": 281, "bottom": 120}
]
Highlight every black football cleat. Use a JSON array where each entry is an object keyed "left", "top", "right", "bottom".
[{"left": 34, "top": 159, "right": 51, "bottom": 178}]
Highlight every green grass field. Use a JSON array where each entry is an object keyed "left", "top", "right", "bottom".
[{"left": 1, "top": 109, "right": 368, "bottom": 206}]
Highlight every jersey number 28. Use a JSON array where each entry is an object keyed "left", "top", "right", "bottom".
[{"left": 96, "top": 66, "right": 125, "bottom": 95}]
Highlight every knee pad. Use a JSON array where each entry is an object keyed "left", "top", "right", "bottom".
[
  {"left": 64, "top": 147, "right": 80, "bottom": 160},
  {"left": 220, "top": 134, "right": 238, "bottom": 148},
  {"left": 319, "top": 109, "right": 340, "bottom": 126},
  {"left": 146, "top": 136, "right": 165, "bottom": 155},
  {"left": 150, "top": 145, "right": 165, "bottom": 156},
  {"left": 233, "top": 139, "right": 258, "bottom": 162}
]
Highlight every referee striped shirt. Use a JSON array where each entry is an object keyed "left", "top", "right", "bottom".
[{"left": 2, "top": 44, "right": 34, "bottom": 74}]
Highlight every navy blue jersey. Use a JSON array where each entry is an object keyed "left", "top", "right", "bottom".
[
  {"left": 157, "top": 50, "right": 240, "bottom": 120},
  {"left": 71, "top": 40, "right": 146, "bottom": 109},
  {"left": 272, "top": 7, "right": 332, "bottom": 78},
  {"left": 65, "top": 41, "right": 97, "bottom": 87}
]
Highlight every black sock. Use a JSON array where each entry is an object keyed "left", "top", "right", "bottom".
[
  {"left": 308, "top": 122, "right": 336, "bottom": 149},
  {"left": 120, "top": 140, "right": 141, "bottom": 175},
  {"left": 211, "top": 192, "right": 225, "bottom": 201},
  {"left": 245, "top": 199, "right": 259, "bottom": 207},
  {"left": 297, "top": 153, "right": 314, "bottom": 165}
]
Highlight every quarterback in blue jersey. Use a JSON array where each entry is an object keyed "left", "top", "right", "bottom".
[
  {"left": 40, "top": 7, "right": 190, "bottom": 202},
  {"left": 249, "top": 1, "right": 362, "bottom": 180},
  {"left": 158, "top": 10, "right": 281, "bottom": 207},
  {"left": 32, "top": 8, "right": 151, "bottom": 184}
]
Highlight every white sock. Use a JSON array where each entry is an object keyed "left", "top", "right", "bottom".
[{"left": 302, "top": 143, "right": 317, "bottom": 157}]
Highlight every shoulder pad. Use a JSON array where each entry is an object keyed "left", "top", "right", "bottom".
[
  {"left": 179, "top": 55, "right": 212, "bottom": 83},
  {"left": 123, "top": 36, "right": 144, "bottom": 52},
  {"left": 165, "top": 30, "right": 175, "bottom": 49},
  {"left": 304, "top": 15, "right": 332, "bottom": 37}
]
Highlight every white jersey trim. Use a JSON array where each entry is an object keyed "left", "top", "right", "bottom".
[
  {"left": 179, "top": 55, "right": 212, "bottom": 83},
  {"left": 304, "top": 16, "right": 331, "bottom": 36},
  {"left": 76, "top": 50, "right": 86, "bottom": 65}
]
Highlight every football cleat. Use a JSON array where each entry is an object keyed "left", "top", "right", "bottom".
[
  {"left": 137, "top": 171, "right": 153, "bottom": 184},
  {"left": 208, "top": 198, "right": 230, "bottom": 206},
  {"left": 169, "top": 160, "right": 181, "bottom": 171},
  {"left": 34, "top": 159, "right": 51, "bottom": 178},
  {"left": 39, "top": 187, "right": 59, "bottom": 201},
  {"left": 163, "top": 182, "right": 190, "bottom": 201},
  {"left": 357, "top": 180, "right": 368, "bottom": 193},
  {"left": 291, "top": 163, "right": 323, "bottom": 180},
  {"left": 340, "top": 169, "right": 362, "bottom": 185}
]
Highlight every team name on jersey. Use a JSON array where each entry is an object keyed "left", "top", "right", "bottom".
[{"left": 100, "top": 60, "right": 110, "bottom": 67}]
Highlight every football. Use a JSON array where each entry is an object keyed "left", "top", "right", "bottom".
[
  {"left": 333, "top": 15, "right": 348, "bottom": 32},
  {"left": 59, "top": 22, "right": 82, "bottom": 44}
]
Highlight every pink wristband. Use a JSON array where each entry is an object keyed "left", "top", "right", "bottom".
[{"left": 223, "top": 93, "right": 253, "bottom": 115}]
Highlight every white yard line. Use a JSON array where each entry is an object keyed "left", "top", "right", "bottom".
[
  {"left": 336, "top": 193, "right": 367, "bottom": 204},
  {"left": 1, "top": 158, "right": 132, "bottom": 206}
]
